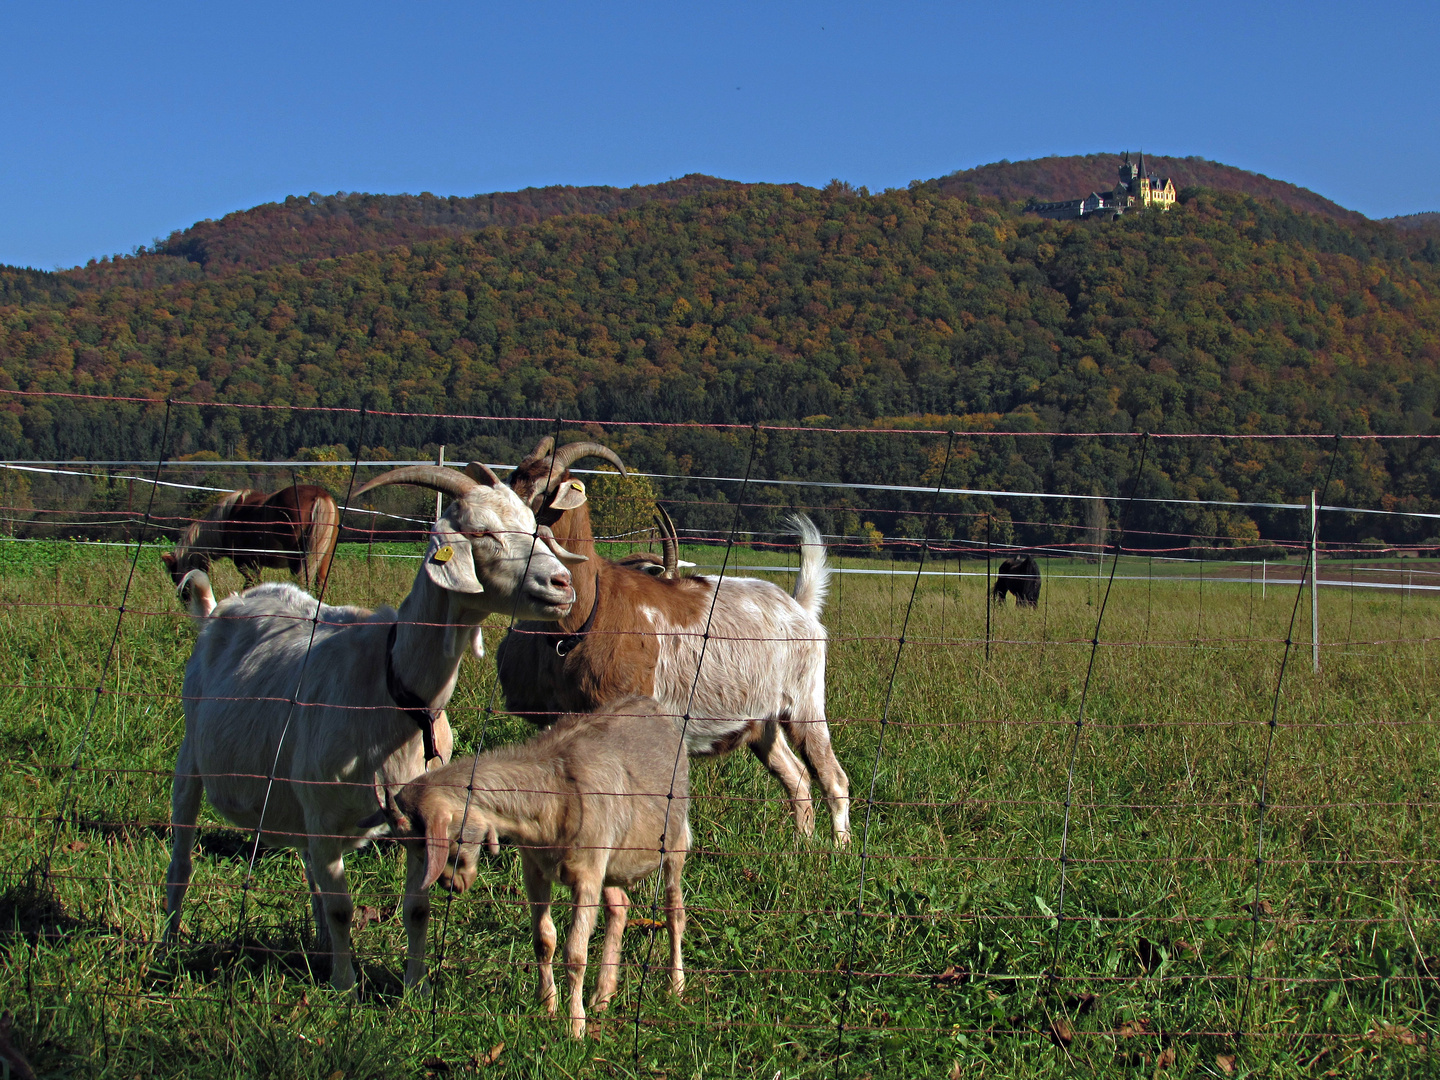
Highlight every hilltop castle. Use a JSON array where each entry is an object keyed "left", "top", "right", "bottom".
[{"left": 1028, "top": 152, "right": 1177, "bottom": 220}]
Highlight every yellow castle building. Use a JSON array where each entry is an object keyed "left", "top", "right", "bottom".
[{"left": 1029, "top": 152, "right": 1177, "bottom": 220}]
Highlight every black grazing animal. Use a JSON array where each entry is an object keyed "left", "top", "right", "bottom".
[{"left": 992, "top": 554, "right": 1041, "bottom": 607}]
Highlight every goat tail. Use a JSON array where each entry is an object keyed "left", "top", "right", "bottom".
[
  {"left": 787, "top": 513, "right": 831, "bottom": 617},
  {"left": 177, "top": 569, "right": 217, "bottom": 621}
]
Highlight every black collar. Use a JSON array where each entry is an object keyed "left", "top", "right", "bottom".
[
  {"left": 551, "top": 588, "right": 599, "bottom": 657},
  {"left": 385, "top": 621, "right": 439, "bottom": 763}
]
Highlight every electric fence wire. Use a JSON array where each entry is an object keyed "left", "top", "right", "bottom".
[
  {"left": 1235, "top": 433, "right": 1346, "bottom": 1047},
  {"left": 831, "top": 429, "right": 956, "bottom": 1079},
  {"left": 1044, "top": 432, "right": 1151, "bottom": 1043},
  {"left": 631, "top": 420, "right": 764, "bottom": 1063}
]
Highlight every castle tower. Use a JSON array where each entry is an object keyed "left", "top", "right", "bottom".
[{"left": 1119, "top": 151, "right": 1139, "bottom": 191}]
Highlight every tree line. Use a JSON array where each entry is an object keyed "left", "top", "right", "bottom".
[{"left": 2, "top": 181, "right": 1438, "bottom": 550}]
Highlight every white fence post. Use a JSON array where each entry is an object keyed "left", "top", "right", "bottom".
[
  {"left": 435, "top": 445, "right": 445, "bottom": 525},
  {"left": 1311, "top": 489, "right": 1320, "bottom": 674}
]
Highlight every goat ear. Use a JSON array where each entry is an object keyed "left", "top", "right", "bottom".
[
  {"left": 423, "top": 531, "right": 484, "bottom": 594},
  {"left": 422, "top": 805, "right": 455, "bottom": 890},
  {"left": 161, "top": 552, "right": 175, "bottom": 571},
  {"left": 547, "top": 478, "right": 587, "bottom": 512}
]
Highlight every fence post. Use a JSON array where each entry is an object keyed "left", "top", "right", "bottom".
[
  {"left": 984, "top": 513, "right": 992, "bottom": 662},
  {"left": 1311, "top": 489, "right": 1320, "bottom": 674},
  {"left": 435, "top": 445, "right": 445, "bottom": 524},
  {"left": 1261, "top": 559, "right": 1266, "bottom": 601}
]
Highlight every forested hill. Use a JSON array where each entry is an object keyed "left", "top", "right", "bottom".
[
  {"left": 930, "top": 154, "right": 1365, "bottom": 223},
  {"left": 50, "top": 175, "right": 743, "bottom": 289},
  {"left": 1387, "top": 211, "right": 1440, "bottom": 240},
  {"left": 3, "top": 181, "right": 1440, "bottom": 545}
]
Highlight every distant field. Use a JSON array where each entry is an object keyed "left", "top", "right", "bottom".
[{"left": 1, "top": 539, "right": 1436, "bottom": 1078}]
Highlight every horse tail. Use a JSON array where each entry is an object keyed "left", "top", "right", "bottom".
[
  {"left": 304, "top": 491, "right": 340, "bottom": 594},
  {"left": 177, "top": 569, "right": 217, "bottom": 621},
  {"left": 214, "top": 488, "right": 254, "bottom": 515}
]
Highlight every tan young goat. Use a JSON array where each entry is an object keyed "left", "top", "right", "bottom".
[{"left": 377, "top": 695, "right": 689, "bottom": 1038}]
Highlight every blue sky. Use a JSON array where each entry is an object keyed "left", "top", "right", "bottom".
[{"left": 3, "top": 1, "right": 1438, "bottom": 270}]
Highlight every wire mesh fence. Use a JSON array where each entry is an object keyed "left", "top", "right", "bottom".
[{"left": 0, "top": 403, "right": 1436, "bottom": 1078}]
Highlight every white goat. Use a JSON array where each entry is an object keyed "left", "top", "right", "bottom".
[
  {"left": 370, "top": 694, "right": 689, "bottom": 1038},
  {"left": 164, "top": 463, "right": 585, "bottom": 992}
]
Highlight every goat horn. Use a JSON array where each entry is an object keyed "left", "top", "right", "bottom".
[
  {"left": 463, "top": 460, "right": 503, "bottom": 486},
  {"left": 550, "top": 441, "right": 627, "bottom": 476},
  {"left": 537, "top": 525, "right": 587, "bottom": 563},
  {"left": 354, "top": 466, "right": 480, "bottom": 500},
  {"left": 520, "top": 435, "right": 556, "bottom": 465},
  {"left": 655, "top": 505, "right": 679, "bottom": 576}
]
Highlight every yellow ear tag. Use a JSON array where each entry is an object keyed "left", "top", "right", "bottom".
[
  {"left": 570, "top": 479, "right": 585, "bottom": 494},
  {"left": 432, "top": 544, "right": 454, "bottom": 563}
]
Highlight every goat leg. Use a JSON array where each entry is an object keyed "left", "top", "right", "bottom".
[
  {"left": 163, "top": 741, "right": 204, "bottom": 943},
  {"left": 747, "top": 723, "right": 816, "bottom": 837},
  {"left": 563, "top": 877, "right": 603, "bottom": 1039},
  {"left": 522, "top": 859, "right": 558, "bottom": 1016},
  {"left": 664, "top": 850, "right": 687, "bottom": 996},
  {"left": 788, "top": 710, "right": 853, "bottom": 845},
  {"left": 590, "top": 886, "right": 629, "bottom": 1011},
  {"left": 401, "top": 843, "right": 433, "bottom": 990},
  {"left": 301, "top": 851, "right": 332, "bottom": 952},
  {"left": 306, "top": 837, "right": 356, "bottom": 992}
]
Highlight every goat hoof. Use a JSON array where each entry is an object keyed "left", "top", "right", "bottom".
[
  {"left": 329, "top": 967, "right": 358, "bottom": 994},
  {"left": 569, "top": 1018, "right": 587, "bottom": 1039}
]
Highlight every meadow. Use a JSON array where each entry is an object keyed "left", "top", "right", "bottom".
[{"left": 0, "top": 535, "right": 1436, "bottom": 1078}]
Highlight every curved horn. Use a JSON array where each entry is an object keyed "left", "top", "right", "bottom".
[
  {"left": 520, "top": 435, "right": 556, "bottom": 465},
  {"left": 354, "top": 466, "right": 480, "bottom": 501},
  {"left": 551, "top": 441, "right": 627, "bottom": 476},
  {"left": 655, "top": 505, "right": 679, "bottom": 577},
  {"left": 537, "top": 525, "right": 587, "bottom": 564},
  {"left": 463, "top": 460, "right": 503, "bottom": 486}
]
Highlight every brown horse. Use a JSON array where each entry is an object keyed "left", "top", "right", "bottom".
[{"left": 161, "top": 484, "right": 340, "bottom": 593}]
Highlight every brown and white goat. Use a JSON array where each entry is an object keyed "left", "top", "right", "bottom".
[
  {"left": 492, "top": 438, "right": 851, "bottom": 844},
  {"left": 374, "top": 695, "right": 689, "bottom": 1038}
]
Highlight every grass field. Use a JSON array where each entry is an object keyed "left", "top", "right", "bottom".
[{"left": 1, "top": 535, "right": 1437, "bottom": 1078}]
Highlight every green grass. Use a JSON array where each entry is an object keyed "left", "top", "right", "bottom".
[{"left": 1, "top": 538, "right": 1437, "bottom": 1078}]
